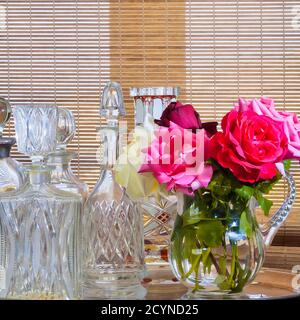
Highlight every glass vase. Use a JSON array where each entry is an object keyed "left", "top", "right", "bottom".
[
  {"left": 130, "top": 86, "right": 180, "bottom": 264},
  {"left": 169, "top": 172, "right": 296, "bottom": 299}
]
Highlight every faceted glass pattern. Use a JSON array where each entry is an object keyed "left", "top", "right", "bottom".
[
  {"left": 12, "top": 105, "right": 58, "bottom": 161},
  {"left": 0, "top": 155, "right": 25, "bottom": 193},
  {"left": 83, "top": 81, "right": 145, "bottom": 299},
  {"left": 0, "top": 170, "right": 82, "bottom": 300},
  {"left": 83, "top": 170, "right": 145, "bottom": 299},
  {"left": 131, "top": 87, "right": 180, "bottom": 264},
  {"left": 141, "top": 193, "right": 177, "bottom": 263}
]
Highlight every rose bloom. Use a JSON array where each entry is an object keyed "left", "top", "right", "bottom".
[
  {"left": 209, "top": 109, "right": 288, "bottom": 183},
  {"left": 139, "top": 122, "right": 213, "bottom": 195},
  {"left": 235, "top": 97, "right": 300, "bottom": 160},
  {"left": 155, "top": 101, "right": 217, "bottom": 136}
]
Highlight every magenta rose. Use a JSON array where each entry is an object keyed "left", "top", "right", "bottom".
[
  {"left": 155, "top": 101, "right": 218, "bottom": 136},
  {"left": 140, "top": 122, "right": 213, "bottom": 195},
  {"left": 235, "top": 97, "right": 300, "bottom": 160},
  {"left": 209, "top": 109, "right": 288, "bottom": 183}
]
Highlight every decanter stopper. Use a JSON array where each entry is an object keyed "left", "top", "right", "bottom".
[
  {"left": 56, "top": 107, "right": 76, "bottom": 150},
  {"left": 98, "top": 82, "right": 125, "bottom": 167},
  {"left": 100, "top": 81, "right": 125, "bottom": 120},
  {"left": 0, "top": 97, "right": 12, "bottom": 137}
]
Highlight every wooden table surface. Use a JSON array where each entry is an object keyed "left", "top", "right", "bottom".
[{"left": 143, "top": 265, "right": 300, "bottom": 300}]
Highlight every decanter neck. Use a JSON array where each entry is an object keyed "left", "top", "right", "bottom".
[
  {"left": 99, "top": 120, "right": 120, "bottom": 169},
  {"left": 0, "top": 137, "right": 15, "bottom": 159},
  {"left": 46, "top": 150, "right": 74, "bottom": 168},
  {"left": 28, "top": 165, "right": 51, "bottom": 185}
]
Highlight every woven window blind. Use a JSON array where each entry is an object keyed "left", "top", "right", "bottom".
[
  {"left": 0, "top": 0, "right": 110, "bottom": 185},
  {"left": 0, "top": 0, "right": 299, "bottom": 268}
]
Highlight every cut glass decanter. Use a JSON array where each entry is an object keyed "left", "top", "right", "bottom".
[
  {"left": 47, "top": 107, "right": 89, "bottom": 201},
  {"left": 130, "top": 87, "right": 179, "bottom": 264},
  {"left": 0, "top": 104, "right": 83, "bottom": 300},
  {"left": 0, "top": 97, "right": 26, "bottom": 193},
  {"left": 83, "top": 82, "right": 145, "bottom": 299}
]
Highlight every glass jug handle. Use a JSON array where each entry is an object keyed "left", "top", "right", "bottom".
[{"left": 259, "top": 170, "right": 296, "bottom": 247}]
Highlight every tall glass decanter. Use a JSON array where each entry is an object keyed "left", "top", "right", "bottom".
[
  {"left": 83, "top": 82, "right": 145, "bottom": 300},
  {"left": 0, "top": 97, "right": 25, "bottom": 192},
  {"left": 47, "top": 107, "right": 89, "bottom": 201},
  {"left": 0, "top": 104, "right": 83, "bottom": 300},
  {"left": 130, "top": 87, "right": 179, "bottom": 264}
]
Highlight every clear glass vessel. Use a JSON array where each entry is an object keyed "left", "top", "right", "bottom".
[
  {"left": 47, "top": 150, "right": 88, "bottom": 201},
  {"left": 0, "top": 138, "right": 26, "bottom": 192},
  {"left": 0, "top": 98, "right": 12, "bottom": 136},
  {"left": 130, "top": 87, "right": 179, "bottom": 264},
  {"left": 0, "top": 166, "right": 82, "bottom": 300},
  {"left": 13, "top": 104, "right": 58, "bottom": 164},
  {"left": 169, "top": 172, "right": 296, "bottom": 299},
  {"left": 0, "top": 98, "right": 26, "bottom": 193},
  {"left": 130, "top": 87, "right": 180, "bottom": 126},
  {"left": 0, "top": 104, "right": 83, "bottom": 300},
  {"left": 83, "top": 82, "right": 145, "bottom": 300},
  {"left": 47, "top": 107, "right": 89, "bottom": 201}
]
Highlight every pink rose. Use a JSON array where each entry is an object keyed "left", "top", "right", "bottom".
[
  {"left": 139, "top": 123, "right": 213, "bottom": 195},
  {"left": 209, "top": 109, "right": 288, "bottom": 183},
  {"left": 236, "top": 97, "right": 300, "bottom": 160}
]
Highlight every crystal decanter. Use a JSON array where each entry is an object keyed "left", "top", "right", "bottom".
[
  {"left": 83, "top": 82, "right": 145, "bottom": 300},
  {"left": 47, "top": 107, "right": 89, "bottom": 201},
  {"left": 130, "top": 87, "right": 179, "bottom": 264},
  {"left": 0, "top": 104, "right": 83, "bottom": 300},
  {"left": 0, "top": 97, "right": 26, "bottom": 193}
]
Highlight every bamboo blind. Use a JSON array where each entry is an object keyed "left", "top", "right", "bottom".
[{"left": 0, "top": 0, "right": 299, "bottom": 267}]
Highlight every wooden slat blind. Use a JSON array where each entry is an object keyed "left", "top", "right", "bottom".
[
  {"left": 0, "top": 0, "right": 299, "bottom": 267},
  {"left": 0, "top": 0, "right": 110, "bottom": 185}
]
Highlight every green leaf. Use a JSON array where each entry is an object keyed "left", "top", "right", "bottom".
[
  {"left": 214, "top": 275, "right": 231, "bottom": 290},
  {"left": 202, "top": 247, "right": 211, "bottom": 274},
  {"left": 196, "top": 220, "right": 225, "bottom": 247},
  {"left": 240, "top": 211, "right": 253, "bottom": 238},
  {"left": 182, "top": 229, "right": 197, "bottom": 259},
  {"left": 284, "top": 159, "right": 291, "bottom": 171},
  {"left": 171, "top": 215, "right": 183, "bottom": 241},
  {"left": 254, "top": 190, "right": 273, "bottom": 216},
  {"left": 182, "top": 204, "right": 202, "bottom": 227},
  {"left": 219, "top": 256, "right": 227, "bottom": 275},
  {"left": 214, "top": 274, "right": 227, "bottom": 285},
  {"left": 235, "top": 185, "right": 254, "bottom": 200},
  {"left": 255, "top": 173, "right": 281, "bottom": 194}
]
